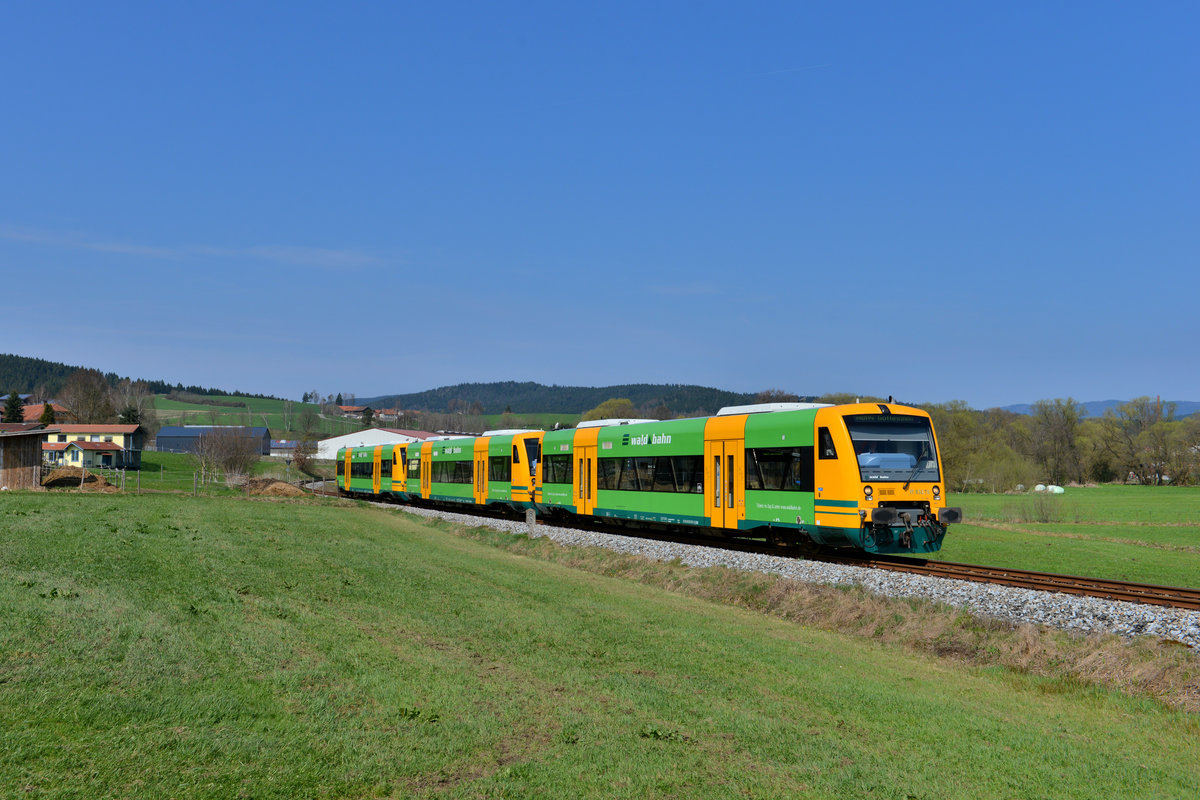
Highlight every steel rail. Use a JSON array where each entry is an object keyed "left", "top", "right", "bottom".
[{"left": 817, "top": 554, "right": 1200, "bottom": 611}]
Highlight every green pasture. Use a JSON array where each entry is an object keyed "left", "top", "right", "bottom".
[
  {"left": 2, "top": 493, "right": 1198, "bottom": 799},
  {"left": 482, "top": 412, "right": 579, "bottom": 430},
  {"left": 952, "top": 484, "right": 1199, "bottom": 524},
  {"left": 152, "top": 394, "right": 364, "bottom": 439},
  {"left": 940, "top": 486, "right": 1200, "bottom": 587}
]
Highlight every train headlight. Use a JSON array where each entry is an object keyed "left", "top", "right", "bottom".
[
  {"left": 933, "top": 485, "right": 941, "bottom": 498},
  {"left": 863, "top": 485, "right": 873, "bottom": 498}
]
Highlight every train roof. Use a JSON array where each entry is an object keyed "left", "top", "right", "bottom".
[
  {"left": 576, "top": 418, "right": 660, "bottom": 428},
  {"left": 717, "top": 402, "right": 831, "bottom": 416}
]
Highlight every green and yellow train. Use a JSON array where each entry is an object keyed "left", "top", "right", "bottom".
[{"left": 336, "top": 402, "right": 961, "bottom": 555}]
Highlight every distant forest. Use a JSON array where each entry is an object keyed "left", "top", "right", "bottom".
[
  {"left": 0, "top": 354, "right": 279, "bottom": 401},
  {"left": 361, "top": 381, "right": 790, "bottom": 416}
]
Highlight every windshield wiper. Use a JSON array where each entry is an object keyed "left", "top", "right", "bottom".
[{"left": 903, "top": 442, "right": 930, "bottom": 491}]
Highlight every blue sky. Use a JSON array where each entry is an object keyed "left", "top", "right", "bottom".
[{"left": 2, "top": 2, "right": 1196, "bottom": 409}]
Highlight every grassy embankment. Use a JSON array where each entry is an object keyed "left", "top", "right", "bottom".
[
  {"left": 2, "top": 492, "right": 1198, "bottom": 798},
  {"left": 941, "top": 486, "right": 1200, "bottom": 588}
]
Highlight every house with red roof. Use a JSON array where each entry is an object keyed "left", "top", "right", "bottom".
[
  {"left": 42, "top": 424, "right": 144, "bottom": 469},
  {"left": 22, "top": 402, "right": 71, "bottom": 423}
]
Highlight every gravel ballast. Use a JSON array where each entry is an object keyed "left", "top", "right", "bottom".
[{"left": 400, "top": 505, "right": 1200, "bottom": 650}]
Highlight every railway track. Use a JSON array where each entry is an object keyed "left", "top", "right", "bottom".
[
  {"left": 306, "top": 484, "right": 1200, "bottom": 612},
  {"left": 824, "top": 555, "right": 1200, "bottom": 611}
]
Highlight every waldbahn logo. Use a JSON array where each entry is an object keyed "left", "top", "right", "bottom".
[{"left": 622, "top": 433, "right": 672, "bottom": 446}]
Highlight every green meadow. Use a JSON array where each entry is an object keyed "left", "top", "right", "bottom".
[
  {"left": 2, "top": 492, "right": 1198, "bottom": 798},
  {"left": 152, "top": 395, "right": 364, "bottom": 439},
  {"left": 940, "top": 486, "right": 1200, "bottom": 587}
]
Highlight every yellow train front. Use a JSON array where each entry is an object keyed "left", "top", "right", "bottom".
[{"left": 806, "top": 403, "right": 960, "bottom": 552}]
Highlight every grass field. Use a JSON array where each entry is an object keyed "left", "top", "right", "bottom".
[
  {"left": 2, "top": 492, "right": 1198, "bottom": 798},
  {"left": 152, "top": 395, "right": 364, "bottom": 440},
  {"left": 940, "top": 486, "right": 1200, "bottom": 587}
]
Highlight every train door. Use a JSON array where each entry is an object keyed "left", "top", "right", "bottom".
[
  {"left": 342, "top": 450, "right": 352, "bottom": 490},
  {"left": 704, "top": 414, "right": 747, "bottom": 531},
  {"left": 420, "top": 442, "right": 432, "bottom": 498},
  {"left": 372, "top": 446, "right": 383, "bottom": 495},
  {"left": 576, "top": 443, "right": 597, "bottom": 516},
  {"left": 704, "top": 438, "right": 745, "bottom": 530},
  {"left": 473, "top": 438, "right": 490, "bottom": 505},
  {"left": 394, "top": 447, "right": 406, "bottom": 494}
]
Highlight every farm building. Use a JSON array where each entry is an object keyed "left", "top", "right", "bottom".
[
  {"left": 270, "top": 439, "right": 298, "bottom": 458},
  {"left": 315, "top": 428, "right": 437, "bottom": 460},
  {"left": 155, "top": 426, "right": 272, "bottom": 456},
  {"left": 1, "top": 425, "right": 50, "bottom": 490}
]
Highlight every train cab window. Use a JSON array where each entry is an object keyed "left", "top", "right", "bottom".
[
  {"left": 336, "top": 460, "right": 344, "bottom": 476},
  {"left": 512, "top": 446, "right": 520, "bottom": 464},
  {"left": 818, "top": 428, "right": 838, "bottom": 459},
  {"left": 523, "top": 440, "right": 540, "bottom": 476},
  {"left": 845, "top": 414, "right": 940, "bottom": 483}
]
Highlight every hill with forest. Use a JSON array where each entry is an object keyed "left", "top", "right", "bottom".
[
  {"left": 0, "top": 353, "right": 277, "bottom": 400},
  {"left": 361, "top": 382, "right": 775, "bottom": 416}
]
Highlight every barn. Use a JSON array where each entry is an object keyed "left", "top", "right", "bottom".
[
  {"left": 1, "top": 424, "right": 49, "bottom": 490},
  {"left": 155, "top": 426, "right": 272, "bottom": 455}
]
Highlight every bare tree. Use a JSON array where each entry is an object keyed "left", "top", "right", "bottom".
[
  {"left": 193, "top": 428, "right": 262, "bottom": 486},
  {"left": 293, "top": 438, "right": 322, "bottom": 478},
  {"left": 112, "top": 379, "right": 156, "bottom": 428},
  {"left": 299, "top": 406, "right": 318, "bottom": 433},
  {"left": 59, "top": 369, "right": 115, "bottom": 423},
  {"left": 1028, "top": 398, "right": 1084, "bottom": 485}
]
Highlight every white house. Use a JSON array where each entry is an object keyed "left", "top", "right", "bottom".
[{"left": 315, "top": 428, "right": 438, "bottom": 460}]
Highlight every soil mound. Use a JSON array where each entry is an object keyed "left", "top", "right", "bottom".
[
  {"left": 247, "top": 478, "right": 307, "bottom": 497},
  {"left": 42, "top": 467, "right": 116, "bottom": 491}
]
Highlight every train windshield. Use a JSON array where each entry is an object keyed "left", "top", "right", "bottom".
[{"left": 844, "top": 414, "right": 940, "bottom": 483}]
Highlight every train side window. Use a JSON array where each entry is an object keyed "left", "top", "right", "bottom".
[
  {"left": 818, "top": 428, "right": 838, "bottom": 459},
  {"left": 488, "top": 456, "right": 512, "bottom": 482}
]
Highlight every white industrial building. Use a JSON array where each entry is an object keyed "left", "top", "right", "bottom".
[{"left": 315, "top": 428, "right": 437, "bottom": 460}]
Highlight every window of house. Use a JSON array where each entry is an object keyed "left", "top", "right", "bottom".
[{"left": 58, "top": 435, "right": 66, "bottom": 442}]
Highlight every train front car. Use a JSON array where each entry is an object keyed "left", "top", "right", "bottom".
[{"left": 813, "top": 403, "right": 961, "bottom": 553}]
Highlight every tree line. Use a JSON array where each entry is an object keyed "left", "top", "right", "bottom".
[{"left": 927, "top": 397, "right": 1200, "bottom": 490}]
